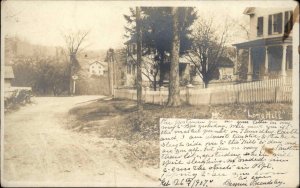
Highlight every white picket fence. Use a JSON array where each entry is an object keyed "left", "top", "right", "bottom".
[{"left": 114, "top": 77, "right": 292, "bottom": 105}]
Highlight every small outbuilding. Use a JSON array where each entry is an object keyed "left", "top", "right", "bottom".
[{"left": 4, "top": 66, "right": 15, "bottom": 88}]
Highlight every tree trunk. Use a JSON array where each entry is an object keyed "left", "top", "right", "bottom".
[
  {"left": 153, "top": 76, "right": 157, "bottom": 91},
  {"left": 69, "top": 53, "right": 76, "bottom": 95},
  {"left": 136, "top": 7, "right": 143, "bottom": 111},
  {"left": 167, "top": 7, "right": 181, "bottom": 107},
  {"left": 204, "top": 81, "right": 209, "bottom": 88}
]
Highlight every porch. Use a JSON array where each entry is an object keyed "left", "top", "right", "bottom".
[{"left": 233, "top": 36, "right": 293, "bottom": 81}]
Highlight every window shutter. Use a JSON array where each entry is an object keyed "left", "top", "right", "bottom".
[
  {"left": 268, "top": 15, "right": 272, "bottom": 35},
  {"left": 284, "top": 11, "right": 289, "bottom": 36},
  {"left": 284, "top": 11, "right": 289, "bottom": 25},
  {"left": 257, "top": 17, "right": 264, "bottom": 36},
  {"left": 277, "top": 13, "right": 283, "bottom": 34},
  {"left": 289, "top": 11, "right": 293, "bottom": 31}
]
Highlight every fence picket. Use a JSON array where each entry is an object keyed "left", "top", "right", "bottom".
[{"left": 114, "top": 77, "right": 292, "bottom": 105}]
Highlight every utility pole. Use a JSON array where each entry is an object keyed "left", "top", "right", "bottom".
[
  {"left": 136, "top": 7, "right": 143, "bottom": 111},
  {"left": 107, "top": 48, "right": 115, "bottom": 96}
]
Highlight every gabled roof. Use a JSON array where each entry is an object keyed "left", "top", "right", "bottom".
[
  {"left": 89, "top": 61, "right": 108, "bottom": 70},
  {"left": 243, "top": 7, "right": 255, "bottom": 15},
  {"left": 217, "top": 57, "right": 234, "bottom": 68},
  {"left": 89, "top": 61, "right": 103, "bottom": 65},
  {"left": 5, "top": 66, "right": 15, "bottom": 79}
]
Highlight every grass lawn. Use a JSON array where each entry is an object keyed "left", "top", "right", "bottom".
[{"left": 67, "top": 97, "right": 292, "bottom": 172}]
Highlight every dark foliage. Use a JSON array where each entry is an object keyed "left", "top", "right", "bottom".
[
  {"left": 124, "top": 7, "right": 197, "bottom": 86},
  {"left": 12, "top": 57, "right": 70, "bottom": 96}
]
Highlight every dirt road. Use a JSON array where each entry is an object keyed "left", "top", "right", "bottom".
[{"left": 2, "top": 96, "right": 158, "bottom": 187}]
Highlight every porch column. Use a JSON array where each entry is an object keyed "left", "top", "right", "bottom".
[
  {"left": 264, "top": 46, "right": 269, "bottom": 79},
  {"left": 281, "top": 44, "right": 287, "bottom": 77},
  {"left": 247, "top": 47, "right": 253, "bottom": 81},
  {"left": 234, "top": 48, "right": 239, "bottom": 81}
]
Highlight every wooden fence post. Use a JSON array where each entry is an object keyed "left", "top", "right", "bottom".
[
  {"left": 159, "top": 86, "right": 164, "bottom": 105},
  {"left": 144, "top": 86, "right": 149, "bottom": 103},
  {"left": 186, "top": 84, "right": 194, "bottom": 105},
  {"left": 275, "top": 86, "right": 278, "bottom": 103},
  {"left": 143, "top": 87, "right": 146, "bottom": 102}
]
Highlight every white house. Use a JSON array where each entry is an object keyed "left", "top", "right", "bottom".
[
  {"left": 233, "top": 7, "right": 295, "bottom": 81},
  {"left": 89, "top": 61, "right": 107, "bottom": 76},
  {"left": 125, "top": 46, "right": 193, "bottom": 88}
]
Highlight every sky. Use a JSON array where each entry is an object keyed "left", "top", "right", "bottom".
[{"left": 2, "top": 1, "right": 297, "bottom": 51}]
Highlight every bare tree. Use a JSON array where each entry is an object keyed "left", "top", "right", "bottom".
[
  {"left": 63, "top": 30, "right": 89, "bottom": 95},
  {"left": 127, "top": 52, "right": 160, "bottom": 90},
  {"left": 167, "top": 7, "right": 181, "bottom": 106},
  {"left": 230, "top": 16, "right": 251, "bottom": 40},
  {"left": 141, "top": 54, "right": 160, "bottom": 90},
  {"left": 186, "top": 17, "right": 230, "bottom": 88}
]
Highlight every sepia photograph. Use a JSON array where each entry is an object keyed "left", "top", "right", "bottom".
[{"left": 1, "top": 0, "right": 299, "bottom": 187}]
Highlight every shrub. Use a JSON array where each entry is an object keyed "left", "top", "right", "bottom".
[{"left": 4, "top": 89, "right": 33, "bottom": 111}]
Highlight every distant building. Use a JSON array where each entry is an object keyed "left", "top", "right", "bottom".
[
  {"left": 4, "top": 66, "right": 15, "bottom": 88},
  {"left": 233, "top": 7, "right": 294, "bottom": 81},
  {"left": 217, "top": 57, "right": 234, "bottom": 81},
  {"left": 89, "top": 61, "right": 107, "bottom": 76},
  {"left": 125, "top": 41, "right": 192, "bottom": 88}
]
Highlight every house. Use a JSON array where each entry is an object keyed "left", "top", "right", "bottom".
[
  {"left": 125, "top": 42, "right": 192, "bottom": 88},
  {"left": 89, "top": 61, "right": 107, "bottom": 76},
  {"left": 4, "top": 66, "right": 15, "bottom": 88},
  {"left": 233, "top": 7, "right": 294, "bottom": 81}
]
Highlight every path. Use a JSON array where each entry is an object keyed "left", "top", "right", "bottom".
[{"left": 2, "top": 96, "right": 158, "bottom": 187}]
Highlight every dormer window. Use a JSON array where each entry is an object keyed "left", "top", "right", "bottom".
[
  {"left": 257, "top": 17, "right": 263, "bottom": 36},
  {"left": 268, "top": 13, "right": 283, "bottom": 35}
]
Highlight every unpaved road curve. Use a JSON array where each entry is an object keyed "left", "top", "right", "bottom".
[{"left": 2, "top": 96, "right": 158, "bottom": 187}]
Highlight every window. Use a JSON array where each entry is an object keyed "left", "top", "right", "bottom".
[
  {"left": 257, "top": 17, "right": 264, "bottom": 36},
  {"left": 132, "top": 44, "right": 136, "bottom": 54},
  {"left": 132, "top": 64, "right": 136, "bottom": 75},
  {"left": 268, "top": 46, "right": 282, "bottom": 71},
  {"left": 269, "top": 13, "right": 283, "bottom": 34},
  {"left": 273, "top": 13, "right": 282, "bottom": 33},
  {"left": 127, "top": 45, "right": 131, "bottom": 54},
  {"left": 127, "top": 64, "right": 131, "bottom": 74}
]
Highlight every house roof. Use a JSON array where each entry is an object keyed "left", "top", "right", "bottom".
[
  {"left": 89, "top": 61, "right": 108, "bottom": 70},
  {"left": 243, "top": 7, "right": 256, "bottom": 15},
  {"left": 124, "top": 35, "right": 137, "bottom": 45},
  {"left": 179, "top": 54, "right": 197, "bottom": 64},
  {"left": 89, "top": 61, "right": 102, "bottom": 65},
  {"left": 5, "top": 66, "right": 15, "bottom": 79},
  {"left": 217, "top": 57, "right": 234, "bottom": 68},
  {"left": 233, "top": 36, "right": 292, "bottom": 49}
]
